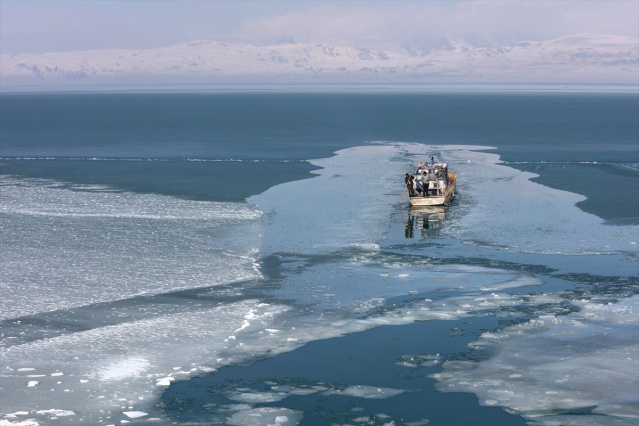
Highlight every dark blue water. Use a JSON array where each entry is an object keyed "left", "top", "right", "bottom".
[{"left": 2, "top": 92, "right": 638, "bottom": 220}]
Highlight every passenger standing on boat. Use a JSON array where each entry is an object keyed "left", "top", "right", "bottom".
[
  {"left": 412, "top": 176, "right": 423, "bottom": 196},
  {"left": 431, "top": 156, "right": 435, "bottom": 165},
  {"left": 405, "top": 174, "right": 416, "bottom": 197},
  {"left": 415, "top": 177, "right": 427, "bottom": 196}
]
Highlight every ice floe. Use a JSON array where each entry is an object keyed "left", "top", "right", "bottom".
[
  {"left": 0, "top": 176, "right": 263, "bottom": 320},
  {"left": 433, "top": 296, "right": 639, "bottom": 425}
]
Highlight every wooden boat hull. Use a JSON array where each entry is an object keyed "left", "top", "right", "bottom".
[{"left": 409, "top": 179, "right": 456, "bottom": 206}]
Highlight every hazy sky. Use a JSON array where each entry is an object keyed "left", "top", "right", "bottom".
[{"left": 1, "top": 0, "right": 638, "bottom": 54}]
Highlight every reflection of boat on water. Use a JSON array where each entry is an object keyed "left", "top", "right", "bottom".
[
  {"left": 410, "top": 205, "right": 446, "bottom": 222},
  {"left": 405, "top": 162, "right": 456, "bottom": 206},
  {"left": 405, "top": 205, "right": 447, "bottom": 239}
]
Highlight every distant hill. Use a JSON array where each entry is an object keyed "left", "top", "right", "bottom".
[{"left": 1, "top": 33, "right": 637, "bottom": 85}]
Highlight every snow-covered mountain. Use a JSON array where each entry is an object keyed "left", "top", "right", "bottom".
[{"left": 1, "top": 34, "right": 637, "bottom": 85}]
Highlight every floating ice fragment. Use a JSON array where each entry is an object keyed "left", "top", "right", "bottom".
[
  {"left": 6, "top": 411, "right": 30, "bottom": 417},
  {"left": 17, "top": 368, "right": 36, "bottom": 372},
  {"left": 122, "top": 411, "right": 148, "bottom": 419},
  {"left": 229, "top": 392, "right": 287, "bottom": 403},
  {"left": 405, "top": 420, "right": 431, "bottom": 426},
  {"left": 27, "top": 381, "right": 39, "bottom": 387},
  {"left": 325, "top": 385, "right": 404, "bottom": 399},
  {"left": 156, "top": 378, "right": 174, "bottom": 387},
  {"left": 50, "top": 372, "right": 64, "bottom": 377},
  {"left": 289, "top": 388, "right": 318, "bottom": 396},
  {"left": 35, "top": 409, "right": 75, "bottom": 417},
  {"left": 226, "top": 407, "right": 302, "bottom": 426}
]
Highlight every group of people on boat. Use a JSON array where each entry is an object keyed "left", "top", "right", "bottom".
[{"left": 405, "top": 157, "right": 449, "bottom": 198}]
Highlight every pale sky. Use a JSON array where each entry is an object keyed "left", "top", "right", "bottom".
[{"left": 1, "top": 0, "right": 638, "bottom": 54}]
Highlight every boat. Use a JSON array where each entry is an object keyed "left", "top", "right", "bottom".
[{"left": 405, "top": 162, "right": 456, "bottom": 206}]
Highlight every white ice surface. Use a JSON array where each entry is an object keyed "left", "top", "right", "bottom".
[
  {"left": 433, "top": 295, "right": 639, "bottom": 425},
  {"left": 0, "top": 300, "right": 291, "bottom": 425},
  {"left": 438, "top": 146, "right": 639, "bottom": 255},
  {"left": 252, "top": 141, "right": 638, "bottom": 258},
  {"left": 249, "top": 144, "right": 403, "bottom": 256},
  {"left": 0, "top": 177, "right": 263, "bottom": 320}
]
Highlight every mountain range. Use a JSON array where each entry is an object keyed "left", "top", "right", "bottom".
[{"left": 1, "top": 33, "right": 637, "bottom": 85}]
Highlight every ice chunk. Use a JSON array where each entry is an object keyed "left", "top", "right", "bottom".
[
  {"left": 122, "top": 411, "right": 148, "bottom": 419},
  {"left": 229, "top": 392, "right": 287, "bottom": 403},
  {"left": 396, "top": 354, "right": 441, "bottom": 368},
  {"left": 5, "top": 411, "right": 29, "bottom": 417},
  {"left": 226, "top": 407, "right": 302, "bottom": 426},
  {"left": 325, "top": 385, "right": 404, "bottom": 399},
  {"left": 34, "top": 409, "right": 75, "bottom": 417},
  {"left": 433, "top": 296, "right": 639, "bottom": 423},
  {"left": 155, "top": 377, "right": 175, "bottom": 387}
]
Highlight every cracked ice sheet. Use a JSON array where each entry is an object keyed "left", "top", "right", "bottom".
[
  {"left": 432, "top": 295, "right": 639, "bottom": 426},
  {"left": 426, "top": 146, "right": 638, "bottom": 256},
  {"left": 0, "top": 300, "right": 289, "bottom": 425}
]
